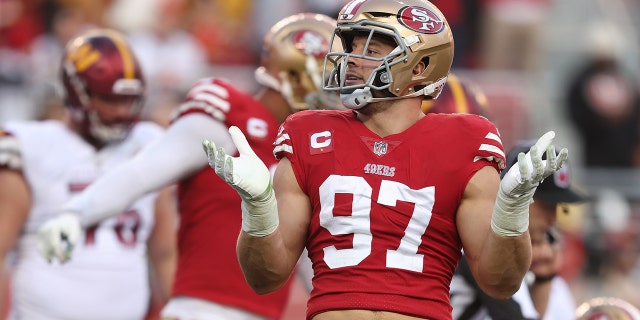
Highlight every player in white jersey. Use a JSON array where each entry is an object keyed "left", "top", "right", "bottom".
[{"left": 0, "top": 29, "right": 176, "bottom": 320}]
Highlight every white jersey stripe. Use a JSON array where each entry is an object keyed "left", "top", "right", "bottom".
[
  {"left": 479, "top": 143, "right": 505, "bottom": 158},
  {"left": 192, "top": 92, "right": 231, "bottom": 113},
  {"left": 474, "top": 155, "right": 505, "bottom": 169},
  {"left": 190, "top": 82, "right": 230, "bottom": 99},
  {"left": 484, "top": 132, "right": 502, "bottom": 144},
  {"left": 274, "top": 133, "right": 290, "bottom": 145},
  {"left": 273, "top": 144, "right": 293, "bottom": 155},
  {"left": 172, "top": 101, "right": 227, "bottom": 122}
]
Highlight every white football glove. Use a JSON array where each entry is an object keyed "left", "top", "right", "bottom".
[
  {"left": 202, "top": 126, "right": 278, "bottom": 237},
  {"left": 491, "top": 131, "right": 568, "bottom": 237},
  {"left": 37, "top": 212, "right": 81, "bottom": 264}
]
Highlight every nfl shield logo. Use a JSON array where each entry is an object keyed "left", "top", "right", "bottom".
[{"left": 373, "top": 141, "right": 388, "bottom": 156}]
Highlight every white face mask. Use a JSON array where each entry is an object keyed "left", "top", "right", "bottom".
[{"left": 87, "top": 110, "right": 130, "bottom": 145}]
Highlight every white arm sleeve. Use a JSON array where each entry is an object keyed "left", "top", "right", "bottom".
[{"left": 66, "top": 113, "right": 236, "bottom": 227}]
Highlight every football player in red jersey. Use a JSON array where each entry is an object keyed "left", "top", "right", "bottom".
[
  {"left": 36, "top": 14, "right": 340, "bottom": 320},
  {"left": 203, "top": 0, "right": 569, "bottom": 319},
  {"left": 0, "top": 29, "right": 177, "bottom": 319}
]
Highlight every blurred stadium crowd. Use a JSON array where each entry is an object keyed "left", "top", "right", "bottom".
[{"left": 2, "top": 0, "right": 640, "bottom": 318}]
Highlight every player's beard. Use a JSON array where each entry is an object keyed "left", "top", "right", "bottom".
[{"left": 356, "top": 97, "right": 395, "bottom": 116}]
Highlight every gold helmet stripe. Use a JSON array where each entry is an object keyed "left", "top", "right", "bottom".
[
  {"left": 104, "top": 29, "right": 135, "bottom": 79},
  {"left": 448, "top": 73, "right": 468, "bottom": 114}
]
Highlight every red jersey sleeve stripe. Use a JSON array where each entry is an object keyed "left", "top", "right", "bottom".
[
  {"left": 189, "top": 91, "right": 230, "bottom": 113},
  {"left": 273, "top": 133, "right": 293, "bottom": 159},
  {"left": 169, "top": 80, "right": 232, "bottom": 123},
  {"left": 475, "top": 132, "right": 506, "bottom": 169},
  {"left": 170, "top": 101, "right": 226, "bottom": 123},
  {"left": 187, "top": 80, "right": 230, "bottom": 101}
]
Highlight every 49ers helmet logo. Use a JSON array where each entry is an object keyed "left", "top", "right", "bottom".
[
  {"left": 397, "top": 6, "right": 444, "bottom": 34},
  {"left": 292, "top": 30, "right": 329, "bottom": 59}
]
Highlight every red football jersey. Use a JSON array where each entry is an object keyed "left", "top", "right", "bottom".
[
  {"left": 274, "top": 110, "right": 505, "bottom": 320},
  {"left": 170, "top": 78, "right": 291, "bottom": 319}
]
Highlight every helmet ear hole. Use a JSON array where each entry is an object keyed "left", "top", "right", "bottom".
[
  {"left": 418, "top": 57, "right": 430, "bottom": 75},
  {"left": 410, "top": 58, "right": 429, "bottom": 92}
]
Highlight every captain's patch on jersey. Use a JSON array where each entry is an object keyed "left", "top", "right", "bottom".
[{"left": 309, "top": 130, "right": 333, "bottom": 155}]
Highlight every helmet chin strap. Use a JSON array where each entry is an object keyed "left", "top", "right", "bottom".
[
  {"left": 340, "top": 76, "right": 448, "bottom": 110},
  {"left": 255, "top": 67, "right": 302, "bottom": 110},
  {"left": 256, "top": 66, "right": 321, "bottom": 111},
  {"left": 340, "top": 87, "right": 373, "bottom": 109},
  {"left": 255, "top": 67, "right": 295, "bottom": 100},
  {"left": 254, "top": 67, "right": 281, "bottom": 91}
]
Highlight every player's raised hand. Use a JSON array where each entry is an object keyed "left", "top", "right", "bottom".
[
  {"left": 202, "top": 126, "right": 272, "bottom": 201},
  {"left": 203, "top": 126, "right": 278, "bottom": 237},
  {"left": 492, "top": 131, "right": 568, "bottom": 237},
  {"left": 37, "top": 212, "right": 81, "bottom": 264},
  {"left": 500, "top": 131, "right": 568, "bottom": 198}
]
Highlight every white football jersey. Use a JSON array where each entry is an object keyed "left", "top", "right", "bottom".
[{"left": 3, "top": 120, "right": 163, "bottom": 320}]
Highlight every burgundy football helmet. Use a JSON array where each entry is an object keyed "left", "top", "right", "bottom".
[
  {"left": 61, "top": 28, "right": 145, "bottom": 144},
  {"left": 421, "top": 73, "right": 490, "bottom": 117}
]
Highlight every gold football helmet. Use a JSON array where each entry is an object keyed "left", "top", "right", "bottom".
[
  {"left": 255, "top": 13, "right": 341, "bottom": 110},
  {"left": 323, "top": 0, "right": 454, "bottom": 109}
]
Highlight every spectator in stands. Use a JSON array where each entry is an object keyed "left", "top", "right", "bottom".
[{"left": 565, "top": 23, "right": 640, "bottom": 168}]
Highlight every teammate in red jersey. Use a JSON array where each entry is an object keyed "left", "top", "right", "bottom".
[
  {"left": 36, "top": 13, "right": 340, "bottom": 320},
  {"left": 203, "top": 0, "right": 569, "bottom": 319}
]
